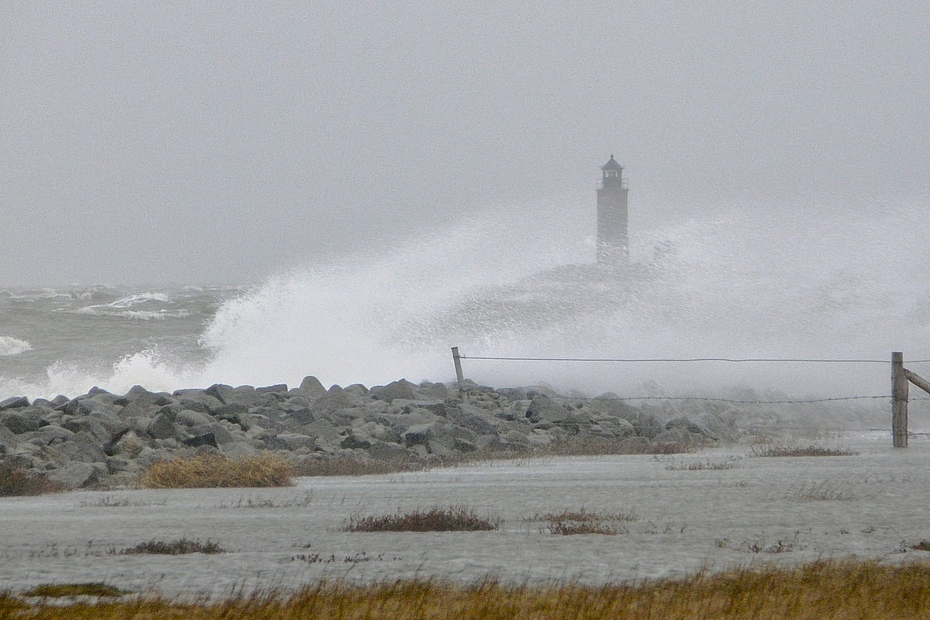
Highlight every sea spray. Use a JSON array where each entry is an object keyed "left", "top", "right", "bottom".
[
  {"left": 2, "top": 198, "right": 928, "bottom": 401},
  {"left": 198, "top": 197, "right": 930, "bottom": 398}
]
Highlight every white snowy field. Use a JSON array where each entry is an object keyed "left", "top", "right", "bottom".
[{"left": 2, "top": 432, "right": 929, "bottom": 599}]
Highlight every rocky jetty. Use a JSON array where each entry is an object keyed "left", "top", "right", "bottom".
[{"left": 0, "top": 378, "right": 735, "bottom": 489}]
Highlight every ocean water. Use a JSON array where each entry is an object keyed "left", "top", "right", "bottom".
[{"left": 2, "top": 198, "right": 929, "bottom": 402}]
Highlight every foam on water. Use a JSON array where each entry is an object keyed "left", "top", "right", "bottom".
[{"left": 0, "top": 336, "right": 32, "bottom": 357}]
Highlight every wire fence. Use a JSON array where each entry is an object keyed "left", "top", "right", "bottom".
[{"left": 456, "top": 353, "right": 930, "bottom": 405}]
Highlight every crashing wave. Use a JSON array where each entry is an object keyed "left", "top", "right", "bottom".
[
  {"left": 106, "top": 292, "right": 171, "bottom": 308},
  {"left": 0, "top": 336, "right": 32, "bottom": 356}
]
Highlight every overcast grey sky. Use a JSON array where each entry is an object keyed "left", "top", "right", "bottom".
[{"left": 2, "top": 2, "right": 927, "bottom": 286}]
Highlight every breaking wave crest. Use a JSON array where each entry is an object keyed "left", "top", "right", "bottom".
[{"left": 0, "top": 336, "right": 32, "bottom": 357}]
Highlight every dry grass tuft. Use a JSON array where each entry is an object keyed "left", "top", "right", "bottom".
[
  {"left": 912, "top": 540, "right": 930, "bottom": 552},
  {"left": 0, "top": 463, "right": 64, "bottom": 496},
  {"left": 749, "top": 444, "right": 857, "bottom": 457},
  {"left": 547, "top": 521, "right": 624, "bottom": 536},
  {"left": 787, "top": 481, "right": 857, "bottom": 502},
  {"left": 6, "top": 559, "right": 930, "bottom": 618},
  {"left": 532, "top": 507, "right": 636, "bottom": 536},
  {"left": 666, "top": 459, "right": 739, "bottom": 471},
  {"left": 23, "top": 583, "right": 127, "bottom": 598},
  {"left": 79, "top": 496, "right": 167, "bottom": 508},
  {"left": 345, "top": 506, "right": 501, "bottom": 532},
  {"left": 119, "top": 538, "right": 225, "bottom": 555},
  {"left": 139, "top": 453, "right": 293, "bottom": 488}
]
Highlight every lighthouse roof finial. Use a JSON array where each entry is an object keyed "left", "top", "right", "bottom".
[{"left": 601, "top": 154, "right": 622, "bottom": 171}]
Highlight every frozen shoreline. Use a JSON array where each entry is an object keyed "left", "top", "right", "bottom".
[{"left": 2, "top": 431, "right": 929, "bottom": 599}]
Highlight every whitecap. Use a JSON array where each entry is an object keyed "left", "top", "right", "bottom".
[
  {"left": 0, "top": 336, "right": 32, "bottom": 356},
  {"left": 106, "top": 292, "right": 171, "bottom": 308}
]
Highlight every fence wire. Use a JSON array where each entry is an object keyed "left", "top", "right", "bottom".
[
  {"left": 460, "top": 355, "right": 930, "bottom": 364},
  {"left": 456, "top": 353, "right": 930, "bottom": 405}
]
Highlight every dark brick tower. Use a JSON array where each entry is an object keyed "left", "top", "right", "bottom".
[{"left": 596, "top": 154, "right": 629, "bottom": 265}]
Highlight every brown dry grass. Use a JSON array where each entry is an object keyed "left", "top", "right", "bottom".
[
  {"left": 119, "top": 538, "right": 225, "bottom": 555},
  {"left": 23, "top": 583, "right": 126, "bottom": 598},
  {"left": 5, "top": 559, "right": 930, "bottom": 618},
  {"left": 0, "top": 463, "right": 64, "bottom": 496},
  {"left": 749, "top": 444, "right": 857, "bottom": 457},
  {"left": 138, "top": 453, "right": 293, "bottom": 488},
  {"left": 533, "top": 508, "right": 636, "bottom": 536},
  {"left": 345, "top": 506, "right": 502, "bottom": 532}
]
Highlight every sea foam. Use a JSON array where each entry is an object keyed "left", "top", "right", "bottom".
[{"left": 0, "top": 336, "right": 32, "bottom": 357}]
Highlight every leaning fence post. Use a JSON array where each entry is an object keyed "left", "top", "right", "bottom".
[
  {"left": 451, "top": 347, "right": 465, "bottom": 393},
  {"left": 892, "top": 351, "right": 908, "bottom": 448}
]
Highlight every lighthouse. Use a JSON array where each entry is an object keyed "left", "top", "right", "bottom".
[{"left": 596, "top": 154, "right": 629, "bottom": 265}]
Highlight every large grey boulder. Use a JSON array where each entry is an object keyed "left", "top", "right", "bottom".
[
  {"left": 0, "top": 396, "right": 30, "bottom": 411},
  {"left": 110, "top": 431, "right": 148, "bottom": 457},
  {"left": 173, "top": 391, "right": 224, "bottom": 414},
  {"left": 1, "top": 411, "right": 41, "bottom": 434},
  {"left": 147, "top": 410, "right": 179, "bottom": 440},
  {"left": 403, "top": 423, "right": 434, "bottom": 448},
  {"left": 311, "top": 385, "right": 352, "bottom": 415},
  {"left": 367, "top": 440, "right": 411, "bottom": 461},
  {"left": 122, "top": 385, "right": 175, "bottom": 410},
  {"left": 219, "top": 441, "right": 258, "bottom": 459},
  {"left": 295, "top": 375, "right": 326, "bottom": 399},
  {"left": 524, "top": 395, "right": 570, "bottom": 424},
  {"left": 54, "top": 432, "right": 108, "bottom": 463},
  {"left": 62, "top": 416, "right": 113, "bottom": 444},
  {"left": 47, "top": 461, "right": 106, "bottom": 489},
  {"left": 28, "top": 425, "right": 74, "bottom": 446},
  {"left": 339, "top": 433, "right": 372, "bottom": 450},
  {"left": 206, "top": 384, "right": 276, "bottom": 408},
  {"left": 275, "top": 433, "right": 317, "bottom": 451},
  {"left": 371, "top": 379, "right": 418, "bottom": 403},
  {"left": 189, "top": 422, "right": 239, "bottom": 444},
  {"left": 183, "top": 432, "right": 218, "bottom": 448},
  {"left": 176, "top": 409, "right": 215, "bottom": 427}
]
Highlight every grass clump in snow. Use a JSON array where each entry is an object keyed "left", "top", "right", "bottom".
[
  {"left": 749, "top": 444, "right": 856, "bottom": 457},
  {"left": 345, "top": 506, "right": 501, "bottom": 532},
  {"left": 665, "top": 459, "right": 739, "bottom": 471},
  {"left": 139, "top": 453, "right": 293, "bottom": 488},
  {"left": 0, "top": 463, "right": 63, "bottom": 496},
  {"left": 787, "top": 480, "right": 857, "bottom": 502},
  {"left": 119, "top": 538, "right": 225, "bottom": 555},
  {"left": 531, "top": 507, "right": 636, "bottom": 536},
  {"left": 6, "top": 559, "right": 930, "bottom": 618}
]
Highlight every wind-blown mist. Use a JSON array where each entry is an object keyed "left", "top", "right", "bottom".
[
  {"left": 3, "top": 198, "right": 926, "bottom": 402},
  {"left": 197, "top": 198, "right": 930, "bottom": 398}
]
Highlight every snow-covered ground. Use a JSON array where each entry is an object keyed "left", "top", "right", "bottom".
[{"left": 2, "top": 432, "right": 929, "bottom": 599}]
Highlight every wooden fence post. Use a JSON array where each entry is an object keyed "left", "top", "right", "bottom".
[
  {"left": 892, "top": 351, "right": 908, "bottom": 448},
  {"left": 451, "top": 347, "right": 465, "bottom": 393}
]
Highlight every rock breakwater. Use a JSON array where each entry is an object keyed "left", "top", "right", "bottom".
[{"left": 0, "top": 378, "right": 735, "bottom": 489}]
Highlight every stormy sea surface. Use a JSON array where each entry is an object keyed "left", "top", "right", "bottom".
[{"left": 2, "top": 198, "right": 929, "bottom": 403}]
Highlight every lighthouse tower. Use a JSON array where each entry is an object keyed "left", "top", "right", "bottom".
[{"left": 596, "top": 154, "right": 629, "bottom": 265}]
